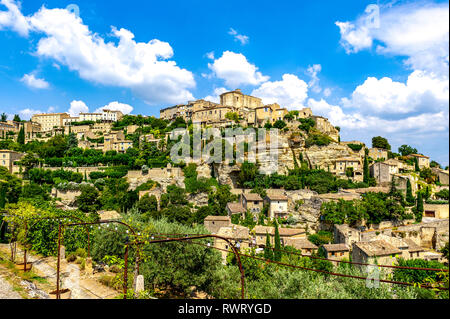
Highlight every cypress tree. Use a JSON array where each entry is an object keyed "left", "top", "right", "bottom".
[
  {"left": 274, "top": 222, "right": 282, "bottom": 261},
  {"left": 363, "top": 156, "right": 369, "bottom": 184},
  {"left": 264, "top": 232, "right": 273, "bottom": 261},
  {"left": 17, "top": 126, "right": 25, "bottom": 145},
  {"left": 414, "top": 157, "right": 420, "bottom": 172},
  {"left": 406, "top": 179, "right": 414, "bottom": 205},
  {"left": 416, "top": 192, "right": 424, "bottom": 222}
]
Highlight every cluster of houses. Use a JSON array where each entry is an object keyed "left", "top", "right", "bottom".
[
  {"left": 204, "top": 213, "right": 448, "bottom": 266},
  {"left": 160, "top": 89, "right": 317, "bottom": 129},
  {"left": 226, "top": 192, "right": 289, "bottom": 220}
]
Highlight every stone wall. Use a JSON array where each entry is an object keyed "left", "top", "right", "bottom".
[{"left": 51, "top": 188, "right": 81, "bottom": 205}]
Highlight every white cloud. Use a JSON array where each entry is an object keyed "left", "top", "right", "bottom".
[
  {"left": 336, "top": 2, "right": 449, "bottom": 75},
  {"left": 20, "top": 73, "right": 50, "bottom": 89},
  {"left": 342, "top": 70, "right": 449, "bottom": 115},
  {"left": 206, "top": 51, "right": 215, "bottom": 60},
  {"left": 1, "top": 1, "right": 196, "bottom": 105},
  {"left": 228, "top": 28, "right": 249, "bottom": 45},
  {"left": 68, "top": 100, "right": 89, "bottom": 117},
  {"left": 251, "top": 74, "right": 308, "bottom": 109},
  {"left": 307, "top": 64, "right": 322, "bottom": 93},
  {"left": 208, "top": 51, "right": 269, "bottom": 88},
  {"left": 0, "top": 0, "right": 29, "bottom": 36},
  {"left": 203, "top": 87, "right": 228, "bottom": 103},
  {"left": 94, "top": 101, "right": 133, "bottom": 114}
]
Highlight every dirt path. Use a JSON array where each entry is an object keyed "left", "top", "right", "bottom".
[
  {"left": 0, "top": 244, "right": 119, "bottom": 299},
  {"left": 0, "top": 272, "right": 22, "bottom": 299}
]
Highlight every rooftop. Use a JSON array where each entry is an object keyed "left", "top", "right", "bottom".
[
  {"left": 266, "top": 194, "right": 288, "bottom": 201},
  {"left": 354, "top": 240, "right": 401, "bottom": 257},
  {"left": 284, "top": 238, "right": 318, "bottom": 250},
  {"left": 242, "top": 193, "right": 263, "bottom": 201},
  {"left": 226, "top": 202, "right": 246, "bottom": 214},
  {"left": 204, "top": 215, "right": 231, "bottom": 222},
  {"left": 323, "top": 244, "right": 350, "bottom": 252}
]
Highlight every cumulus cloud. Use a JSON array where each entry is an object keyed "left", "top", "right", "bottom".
[
  {"left": 0, "top": 0, "right": 29, "bottom": 36},
  {"left": 20, "top": 73, "right": 50, "bottom": 89},
  {"left": 342, "top": 70, "right": 449, "bottom": 115},
  {"left": 336, "top": 2, "right": 449, "bottom": 75},
  {"left": 208, "top": 51, "right": 269, "bottom": 88},
  {"left": 251, "top": 74, "right": 308, "bottom": 109},
  {"left": 68, "top": 100, "right": 89, "bottom": 117},
  {"left": 0, "top": 1, "right": 196, "bottom": 105},
  {"left": 228, "top": 28, "right": 249, "bottom": 45},
  {"left": 94, "top": 101, "right": 133, "bottom": 114}
]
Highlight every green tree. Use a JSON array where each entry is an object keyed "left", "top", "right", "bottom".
[
  {"left": 264, "top": 232, "right": 273, "bottom": 260},
  {"left": 363, "top": 155, "right": 369, "bottom": 184},
  {"left": 406, "top": 179, "right": 414, "bottom": 205},
  {"left": 274, "top": 222, "right": 282, "bottom": 261},
  {"left": 17, "top": 126, "right": 25, "bottom": 145},
  {"left": 273, "top": 120, "right": 287, "bottom": 130},
  {"left": 372, "top": 136, "right": 391, "bottom": 150},
  {"left": 398, "top": 145, "right": 418, "bottom": 156},
  {"left": 136, "top": 194, "right": 158, "bottom": 213},
  {"left": 76, "top": 185, "right": 101, "bottom": 213},
  {"left": 13, "top": 114, "right": 21, "bottom": 122},
  {"left": 414, "top": 157, "right": 420, "bottom": 172},
  {"left": 415, "top": 192, "right": 424, "bottom": 222},
  {"left": 67, "top": 132, "right": 78, "bottom": 151},
  {"left": 0, "top": 113, "right": 7, "bottom": 122}
]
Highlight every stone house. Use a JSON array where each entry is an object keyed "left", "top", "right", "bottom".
[
  {"left": 334, "top": 157, "right": 363, "bottom": 181},
  {"left": 370, "top": 161, "right": 399, "bottom": 185},
  {"left": 252, "top": 226, "right": 304, "bottom": 247},
  {"left": 423, "top": 203, "right": 449, "bottom": 219},
  {"left": 283, "top": 237, "right": 318, "bottom": 255},
  {"left": 432, "top": 168, "right": 449, "bottom": 186},
  {"left": 407, "top": 154, "right": 430, "bottom": 169},
  {"left": 264, "top": 194, "right": 289, "bottom": 220},
  {"left": 321, "top": 244, "right": 350, "bottom": 262},
  {"left": 368, "top": 148, "right": 388, "bottom": 161},
  {"left": 0, "top": 149, "right": 23, "bottom": 173},
  {"left": 334, "top": 224, "right": 362, "bottom": 247},
  {"left": 226, "top": 202, "right": 246, "bottom": 217},
  {"left": 352, "top": 240, "right": 402, "bottom": 265},
  {"left": 241, "top": 193, "right": 264, "bottom": 215},
  {"left": 32, "top": 112, "right": 70, "bottom": 132},
  {"left": 214, "top": 225, "right": 250, "bottom": 263},
  {"left": 204, "top": 216, "right": 231, "bottom": 234}
]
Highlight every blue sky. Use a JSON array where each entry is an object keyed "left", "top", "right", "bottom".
[{"left": 0, "top": 0, "right": 449, "bottom": 165}]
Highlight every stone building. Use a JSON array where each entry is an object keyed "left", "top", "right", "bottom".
[
  {"left": 321, "top": 244, "right": 350, "bottom": 262},
  {"left": 423, "top": 203, "right": 449, "bottom": 219},
  {"left": 283, "top": 237, "right": 318, "bottom": 255},
  {"left": 32, "top": 113, "right": 70, "bottom": 132},
  {"left": 370, "top": 161, "right": 399, "bottom": 185},
  {"left": 334, "top": 157, "right": 363, "bottom": 181},
  {"left": 264, "top": 194, "right": 289, "bottom": 220},
  {"left": 220, "top": 89, "right": 263, "bottom": 110},
  {"left": 241, "top": 193, "right": 264, "bottom": 215},
  {"left": 407, "top": 154, "right": 430, "bottom": 169},
  {"left": 214, "top": 225, "right": 250, "bottom": 263},
  {"left": 432, "top": 168, "right": 449, "bottom": 185},
  {"left": 226, "top": 202, "right": 246, "bottom": 217},
  {"left": 334, "top": 224, "right": 361, "bottom": 247},
  {"left": 0, "top": 149, "right": 23, "bottom": 173},
  {"left": 204, "top": 216, "right": 232, "bottom": 234},
  {"left": 368, "top": 148, "right": 388, "bottom": 161},
  {"left": 352, "top": 240, "right": 401, "bottom": 265}
]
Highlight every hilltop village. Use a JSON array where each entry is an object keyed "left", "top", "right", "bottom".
[{"left": 0, "top": 89, "right": 449, "bottom": 298}]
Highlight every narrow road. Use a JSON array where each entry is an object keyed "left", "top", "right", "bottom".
[{"left": 0, "top": 272, "right": 22, "bottom": 299}]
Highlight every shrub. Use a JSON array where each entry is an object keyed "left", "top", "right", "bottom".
[
  {"left": 75, "top": 248, "right": 87, "bottom": 258},
  {"left": 66, "top": 254, "right": 77, "bottom": 263}
]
